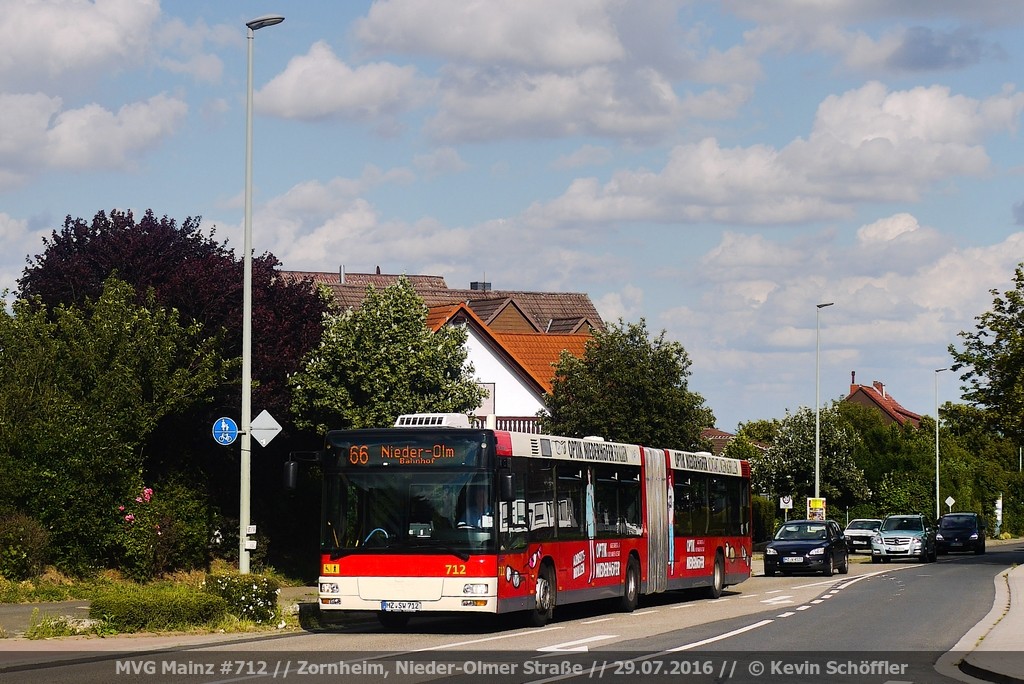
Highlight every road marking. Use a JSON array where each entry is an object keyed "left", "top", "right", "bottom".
[
  {"left": 796, "top": 605, "right": 812, "bottom": 611},
  {"left": 537, "top": 635, "right": 618, "bottom": 652},
  {"left": 581, "top": 617, "right": 615, "bottom": 624},
  {"left": 761, "top": 595, "right": 793, "bottom": 605},
  {"left": 666, "top": 619, "right": 774, "bottom": 651},
  {"left": 776, "top": 611, "right": 796, "bottom": 617},
  {"left": 414, "top": 625, "right": 564, "bottom": 651}
]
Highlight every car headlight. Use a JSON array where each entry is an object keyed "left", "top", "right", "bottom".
[
  {"left": 808, "top": 547, "right": 825, "bottom": 556},
  {"left": 765, "top": 547, "right": 778, "bottom": 555},
  {"left": 320, "top": 582, "right": 340, "bottom": 594},
  {"left": 936, "top": 533, "right": 945, "bottom": 540},
  {"left": 872, "top": 535, "right": 882, "bottom": 544},
  {"left": 969, "top": 533, "right": 978, "bottom": 540},
  {"left": 463, "top": 583, "right": 489, "bottom": 595}
]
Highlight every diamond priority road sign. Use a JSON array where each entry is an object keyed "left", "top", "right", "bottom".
[{"left": 250, "top": 409, "right": 283, "bottom": 447}]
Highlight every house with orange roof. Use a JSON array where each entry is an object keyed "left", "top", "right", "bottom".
[
  {"left": 843, "top": 372, "right": 922, "bottom": 428},
  {"left": 426, "top": 302, "right": 590, "bottom": 420}
]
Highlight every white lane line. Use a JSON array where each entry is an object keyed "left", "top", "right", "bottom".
[
  {"left": 667, "top": 619, "right": 775, "bottom": 651},
  {"left": 537, "top": 635, "right": 618, "bottom": 653},
  {"left": 776, "top": 611, "right": 796, "bottom": 618}
]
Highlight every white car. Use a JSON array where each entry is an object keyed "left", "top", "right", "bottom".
[{"left": 843, "top": 518, "right": 881, "bottom": 553}]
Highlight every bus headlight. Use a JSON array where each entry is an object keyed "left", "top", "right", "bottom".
[
  {"left": 320, "top": 582, "right": 340, "bottom": 594},
  {"left": 463, "top": 583, "right": 489, "bottom": 595}
]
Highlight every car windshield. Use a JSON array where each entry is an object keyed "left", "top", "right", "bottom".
[
  {"left": 775, "top": 523, "right": 828, "bottom": 541},
  {"left": 882, "top": 517, "right": 923, "bottom": 532},
  {"left": 940, "top": 515, "right": 976, "bottom": 530},
  {"left": 846, "top": 520, "right": 879, "bottom": 530}
]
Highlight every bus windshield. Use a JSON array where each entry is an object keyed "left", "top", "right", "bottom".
[{"left": 321, "top": 430, "right": 497, "bottom": 557}]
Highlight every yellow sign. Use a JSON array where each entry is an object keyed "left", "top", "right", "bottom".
[
  {"left": 806, "top": 497, "right": 826, "bottom": 521},
  {"left": 322, "top": 563, "right": 339, "bottom": 574}
]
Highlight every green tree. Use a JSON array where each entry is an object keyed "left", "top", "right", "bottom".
[
  {"left": 749, "top": 404, "right": 869, "bottom": 514},
  {"left": 948, "top": 262, "right": 1024, "bottom": 444},
  {"left": 538, "top": 319, "right": 714, "bottom": 448},
  {"left": 0, "top": 278, "right": 225, "bottom": 575},
  {"left": 735, "top": 419, "right": 782, "bottom": 447},
  {"left": 289, "top": 277, "right": 486, "bottom": 433}
]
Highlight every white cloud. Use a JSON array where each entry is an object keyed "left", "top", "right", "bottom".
[
  {"left": 355, "top": 0, "right": 625, "bottom": 69},
  {"left": 0, "top": 0, "right": 160, "bottom": 88},
  {"left": 257, "top": 41, "right": 432, "bottom": 123},
  {"left": 414, "top": 147, "right": 469, "bottom": 177},
  {"left": 45, "top": 94, "right": 188, "bottom": 170},
  {"left": 523, "top": 82, "right": 1024, "bottom": 227},
  {"left": 551, "top": 145, "right": 613, "bottom": 170}
]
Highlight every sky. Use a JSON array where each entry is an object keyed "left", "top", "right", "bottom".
[{"left": 2, "top": 0, "right": 1024, "bottom": 433}]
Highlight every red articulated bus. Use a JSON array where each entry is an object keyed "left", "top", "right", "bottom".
[{"left": 308, "top": 413, "right": 752, "bottom": 629}]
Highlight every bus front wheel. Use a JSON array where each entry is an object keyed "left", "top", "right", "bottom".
[{"left": 529, "top": 563, "right": 556, "bottom": 627}]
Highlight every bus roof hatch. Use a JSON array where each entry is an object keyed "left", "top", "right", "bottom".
[{"left": 394, "top": 413, "right": 471, "bottom": 428}]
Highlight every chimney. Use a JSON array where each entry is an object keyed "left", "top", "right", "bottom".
[
  {"left": 850, "top": 371, "right": 856, "bottom": 396},
  {"left": 339, "top": 265, "right": 345, "bottom": 284},
  {"left": 873, "top": 380, "right": 885, "bottom": 398}
]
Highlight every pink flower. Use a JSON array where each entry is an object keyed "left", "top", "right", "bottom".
[
  {"left": 124, "top": 514, "right": 135, "bottom": 523},
  {"left": 118, "top": 505, "right": 125, "bottom": 512},
  {"left": 135, "top": 497, "right": 143, "bottom": 503},
  {"left": 142, "top": 488, "right": 153, "bottom": 502}
]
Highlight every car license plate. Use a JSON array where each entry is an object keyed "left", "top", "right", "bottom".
[
  {"left": 381, "top": 601, "right": 420, "bottom": 612},
  {"left": 782, "top": 557, "right": 803, "bottom": 563}
]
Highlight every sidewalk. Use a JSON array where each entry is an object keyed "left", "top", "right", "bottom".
[{"left": 947, "top": 561, "right": 1024, "bottom": 683}]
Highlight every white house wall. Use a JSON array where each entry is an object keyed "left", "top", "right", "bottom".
[{"left": 464, "top": 327, "right": 544, "bottom": 416}]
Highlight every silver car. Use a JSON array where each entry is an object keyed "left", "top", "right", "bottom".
[
  {"left": 871, "top": 514, "right": 937, "bottom": 563},
  {"left": 844, "top": 518, "right": 881, "bottom": 553}
]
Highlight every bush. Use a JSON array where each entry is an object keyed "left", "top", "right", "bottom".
[
  {"left": 0, "top": 513, "right": 49, "bottom": 580},
  {"left": 89, "top": 584, "right": 228, "bottom": 632},
  {"left": 203, "top": 573, "right": 280, "bottom": 624},
  {"left": 751, "top": 496, "right": 775, "bottom": 543}
]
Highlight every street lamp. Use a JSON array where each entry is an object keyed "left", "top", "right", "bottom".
[
  {"left": 240, "top": 13, "right": 284, "bottom": 574},
  {"left": 934, "top": 367, "right": 948, "bottom": 520},
  {"left": 814, "top": 302, "right": 834, "bottom": 499}
]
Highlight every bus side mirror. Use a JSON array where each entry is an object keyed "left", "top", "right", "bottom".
[
  {"left": 283, "top": 460, "right": 299, "bottom": 490},
  {"left": 499, "top": 472, "right": 514, "bottom": 501}
]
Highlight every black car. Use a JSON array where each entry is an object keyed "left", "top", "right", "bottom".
[
  {"left": 764, "top": 519, "right": 849, "bottom": 576},
  {"left": 936, "top": 512, "right": 986, "bottom": 555}
]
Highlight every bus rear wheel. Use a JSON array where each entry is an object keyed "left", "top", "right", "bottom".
[
  {"left": 703, "top": 552, "right": 724, "bottom": 600},
  {"left": 618, "top": 558, "right": 640, "bottom": 612},
  {"left": 529, "top": 563, "right": 556, "bottom": 627}
]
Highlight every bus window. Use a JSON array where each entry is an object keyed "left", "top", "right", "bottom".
[
  {"left": 594, "top": 466, "right": 619, "bottom": 537},
  {"left": 556, "top": 466, "right": 584, "bottom": 540},
  {"left": 527, "top": 460, "right": 555, "bottom": 541},
  {"left": 620, "top": 467, "right": 642, "bottom": 536},
  {"left": 499, "top": 458, "right": 528, "bottom": 551},
  {"left": 707, "top": 476, "right": 729, "bottom": 535}
]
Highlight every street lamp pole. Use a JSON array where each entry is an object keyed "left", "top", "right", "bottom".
[
  {"left": 240, "top": 14, "right": 284, "bottom": 574},
  {"left": 814, "top": 302, "right": 834, "bottom": 500},
  {"left": 934, "top": 367, "right": 948, "bottom": 520}
]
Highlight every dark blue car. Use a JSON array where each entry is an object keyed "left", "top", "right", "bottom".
[{"left": 764, "top": 519, "right": 850, "bottom": 576}]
